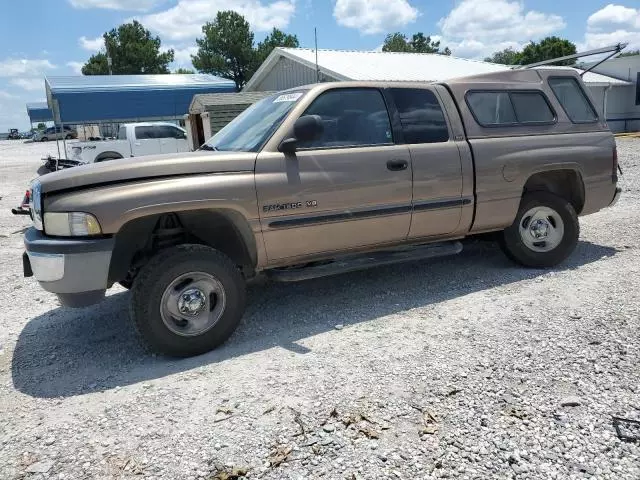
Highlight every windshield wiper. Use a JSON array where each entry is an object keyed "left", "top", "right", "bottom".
[{"left": 199, "top": 144, "right": 218, "bottom": 151}]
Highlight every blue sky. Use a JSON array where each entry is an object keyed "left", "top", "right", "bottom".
[{"left": 1, "top": 0, "right": 639, "bottom": 131}]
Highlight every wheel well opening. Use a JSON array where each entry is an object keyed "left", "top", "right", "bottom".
[
  {"left": 523, "top": 170, "right": 585, "bottom": 214},
  {"left": 95, "top": 151, "right": 124, "bottom": 162},
  {"left": 108, "top": 210, "right": 256, "bottom": 285}
]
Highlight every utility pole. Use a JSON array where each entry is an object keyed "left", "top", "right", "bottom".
[
  {"left": 314, "top": 27, "right": 320, "bottom": 83},
  {"left": 106, "top": 41, "right": 113, "bottom": 75}
]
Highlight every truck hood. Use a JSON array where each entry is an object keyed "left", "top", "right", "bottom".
[{"left": 39, "top": 150, "right": 257, "bottom": 193}]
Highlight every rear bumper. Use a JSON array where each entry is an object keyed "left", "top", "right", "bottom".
[
  {"left": 23, "top": 228, "right": 114, "bottom": 307},
  {"left": 581, "top": 177, "right": 620, "bottom": 216}
]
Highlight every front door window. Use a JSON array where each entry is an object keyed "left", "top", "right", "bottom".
[{"left": 298, "top": 88, "right": 394, "bottom": 150}]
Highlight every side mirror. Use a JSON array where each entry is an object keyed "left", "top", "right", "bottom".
[
  {"left": 279, "top": 137, "right": 297, "bottom": 153},
  {"left": 279, "top": 115, "right": 324, "bottom": 153},
  {"left": 294, "top": 114, "right": 324, "bottom": 142}
]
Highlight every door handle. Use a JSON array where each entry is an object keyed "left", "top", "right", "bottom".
[{"left": 387, "top": 159, "right": 408, "bottom": 171}]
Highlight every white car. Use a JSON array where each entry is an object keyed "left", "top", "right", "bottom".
[{"left": 67, "top": 122, "right": 188, "bottom": 163}]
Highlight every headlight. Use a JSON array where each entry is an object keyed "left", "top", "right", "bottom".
[
  {"left": 30, "top": 180, "right": 43, "bottom": 230},
  {"left": 44, "top": 212, "right": 102, "bottom": 236}
]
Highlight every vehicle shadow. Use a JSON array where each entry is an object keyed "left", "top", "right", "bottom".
[{"left": 12, "top": 240, "right": 619, "bottom": 398}]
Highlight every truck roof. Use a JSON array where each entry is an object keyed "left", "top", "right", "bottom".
[{"left": 282, "top": 68, "right": 587, "bottom": 92}]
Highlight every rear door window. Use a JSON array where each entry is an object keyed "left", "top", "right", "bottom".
[
  {"left": 170, "top": 126, "right": 186, "bottom": 139},
  {"left": 510, "top": 92, "right": 555, "bottom": 123},
  {"left": 298, "top": 88, "right": 393, "bottom": 149},
  {"left": 389, "top": 88, "right": 449, "bottom": 143},
  {"left": 548, "top": 77, "right": 598, "bottom": 123},
  {"left": 467, "top": 92, "right": 517, "bottom": 126},
  {"left": 154, "top": 125, "right": 180, "bottom": 139}
]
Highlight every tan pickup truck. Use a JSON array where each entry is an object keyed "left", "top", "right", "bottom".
[{"left": 23, "top": 68, "right": 621, "bottom": 357}]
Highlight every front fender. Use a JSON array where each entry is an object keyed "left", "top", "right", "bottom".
[{"left": 44, "top": 173, "right": 260, "bottom": 234}]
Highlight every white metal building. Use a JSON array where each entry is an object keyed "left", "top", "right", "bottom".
[
  {"left": 245, "top": 48, "right": 635, "bottom": 132},
  {"left": 584, "top": 54, "right": 640, "bottom": 132}
]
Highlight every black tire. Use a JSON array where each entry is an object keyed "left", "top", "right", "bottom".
[
  {"left": 500, "top": 191, "right": 579, "bottom": 268},
  {"left": 65, "top": 134, "right": 73, "bottom": 140},
  {"left": 40, "top": 137, "right": 48, "bottom": 142},
  {"left": 130, "top": 244, "right": 246, "bottom": 357}
]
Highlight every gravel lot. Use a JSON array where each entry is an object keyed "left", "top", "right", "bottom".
[{"left": 0, "top": 138, "right": 638, "bottom": 480}]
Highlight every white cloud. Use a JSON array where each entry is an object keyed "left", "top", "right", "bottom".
[
  {"left": 333, "top": 0, "right": 418, "bottom": 35},
  {"left": 437, "top": 0, "right": 565, "bottom": 58},
  {"left": 166, "top": 45, "right": 198, "bottom": 68},
  {"left": 68, "top": 0, "right": 160, "bottom": 11},
  {"left": 582, "top": 4, "right": 640, "bottom": 51},
  {"left": 79, "top": 36, "right": 104, "bottom": 51},
  {"left": 587, "top": 4, "right": 640, "bottom": 30},
  {"left": 0, "top": 58, "right": 56, "bottom": 77},
  {"left": 0, "top": 89, "right": 40, "bottom": 131},
  {"left": 139, "top": 0, "right": 296, "bottom": 41},
  {"left": 66, "top": 61, "right": 85, "bottom": 74},
  {"left": 10, "top": 78, "right": 45, "bottom": 91}
]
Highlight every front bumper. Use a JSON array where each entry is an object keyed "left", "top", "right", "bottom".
[
  {"left": 23, "top": 227, "right": 114, "bottom": 307},
  {"left": 610, "top": 187, "right": 622, "bottom": 207}
]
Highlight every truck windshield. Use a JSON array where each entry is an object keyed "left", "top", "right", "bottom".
[{"left": 202, "top": 91, "right": 307, "bottom": 152}]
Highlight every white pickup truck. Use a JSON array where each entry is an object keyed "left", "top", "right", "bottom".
[{"left": 67, "top": 122, "right": 189, "bottom": 164}]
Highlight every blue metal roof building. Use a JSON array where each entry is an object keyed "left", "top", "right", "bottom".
[
  {"left": 45, "top": 74, "right": 236, "bottom": 124},
  {"left": 26, "top": 102, "right": 53, "bottom": 123}
]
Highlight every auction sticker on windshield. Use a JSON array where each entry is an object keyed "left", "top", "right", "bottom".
[{"left": 273, "top": 92, "right": 304, "bottom": 103}]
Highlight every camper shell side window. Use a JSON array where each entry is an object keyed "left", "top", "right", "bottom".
[
  {"left": 548, "top": 76, "right": 598, "bottom": 124},
  {"left": 465, "top": 89, "right": 557, "bottom": 128}
]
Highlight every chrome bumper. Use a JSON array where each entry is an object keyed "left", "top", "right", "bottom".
[
  {"left": 23, "top": 228, "right": 115, "bottom": 307},
  {"left": 26, "top": 251, "right": 65, "bottom": 282}
]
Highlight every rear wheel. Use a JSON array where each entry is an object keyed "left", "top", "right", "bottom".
[
  {"left": 501, "top": 191, "right": 579, "bottom": 268},
  {"left": 130, "top": 244, "right": 246, "bottom": 357},
  {"left": 40, "top": 137, "right": 48, "bottom": 142},
  {"left": 65, "top": 134, "right": 73, "bottom": 140}
]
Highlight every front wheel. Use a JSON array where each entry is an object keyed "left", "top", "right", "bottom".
[
  {"left": 40, "top": 137, "right": 48, "bottom": 142},
  {"left": 130, "top": 245, "right": 246, "bottom": 357},
  {"left": 501, "top": 191, "right": 579, "bottom": 268}
]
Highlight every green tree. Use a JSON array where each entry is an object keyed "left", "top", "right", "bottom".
[
  {"left": 382, "top": 33, "right": 412, "bottom": 52},
  {"left": 36, "top": 122, "right": 45, "bottom": 130},
  {"left": 82, "top": 21, "right": 174, "bottom": 75},
  {"left": 192, "top": 11, "right": 255, "bottom": 90},
  {"left": 192, "top": 14, "right": 299, "bottom": 90},
  {"left": 382, "top": 32, "right": 451, "bottom": 55},
  {"left": 484, "top": 47, "right": 521, "bottom": 65},
  {"left": 255, "top": 28, "right": 299, "bottom": 65},
  {"left": 620, "top": 49, "right": 640, "bottom": 57},
  {"left": 410, "top": 33, "right": 450, "bottom": 54},
  {"left": 518, "top": 36, "right": 577, "bottom": 66},
  {"left": 174, "top": 68, "right": 195, "bottom": 74}
]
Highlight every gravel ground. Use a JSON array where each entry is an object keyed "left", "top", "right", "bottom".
[{"left": 0, "top": 138, "right": 638, "bottom": 480}]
